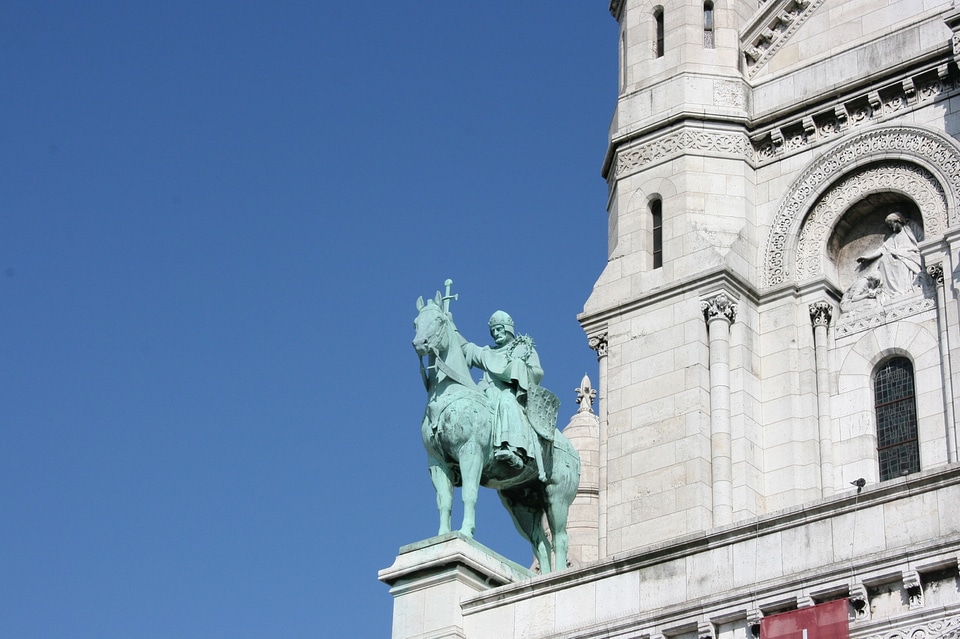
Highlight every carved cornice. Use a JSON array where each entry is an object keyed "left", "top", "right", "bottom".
[
  {"left": 741, "top": 0, "right": 817, "bottom": 79},
  {"left": 701, "top": 293, "right": 738, "bottom": 324},
  {"left": 809, "top": 302, "right": 833, "bottom": 327},
  {"left": 752, "top": 66, "right": 957, "bottom": 164}
]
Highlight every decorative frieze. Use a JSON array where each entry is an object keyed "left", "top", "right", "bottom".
[
  {"left": 615, "top": 130, "right": 754, "bottom": 178},
  {"left": 862, "top": 614, "right": 960, "bottom": 639},
  {"left": 753, "top": 67, "right": 958, "bottom": 163},
  {"left": 835, "top": 294, "right": 936, "bottom": 337}
]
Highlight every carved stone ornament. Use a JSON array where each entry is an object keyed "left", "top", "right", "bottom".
[
  {"left": 575, "top": 374, "right": 597, "bottom": 414},
  {"left": 616, "top": 129, "right": 754, "bottom": 178},
  {"left": 794, "top": 163, "right": 946, "bottom": 282},
  {"left": 927, "top": 263, "right": 945, "bottom": 286},
  {"left": 809, "top": 301, "right": 833, "bottom": 327},
  {"left": 862, "top": 614, "right": 960, "bottom": 639},
  {"left": 698, "top": 621, "right": 716, "bottom": 639},
  {"left": 849, "top": 583, "right": 870, "bottom": 621},
  {"left": 902, "top": 570, "right": 924, "bottom": 610},
  {"left": 742, "top": 0, "right": 823, "bottom": 78},
  {"left": 701, "top": 293, "right": 738, "bottom": 324},
  {"left": 588, "top": 332, "right": 608, "bottom": 359},
  {"left": 764, "top": 127, "right": 960, "bottom": 288}
]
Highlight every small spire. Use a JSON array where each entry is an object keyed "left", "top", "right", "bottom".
[{"left": 575, "top": 374, "right": 597, "bottom": 414}]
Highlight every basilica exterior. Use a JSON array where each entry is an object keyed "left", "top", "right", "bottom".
[{"left": 381, "top": 1, "right": 960, "bottom": 637}]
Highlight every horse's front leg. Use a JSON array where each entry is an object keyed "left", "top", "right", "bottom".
[
  {"left": 427, "top": 456, "right": 454, "bottom": 535},
  {"left": 458, "top": 441, "right": 483, "bottom": 538}
]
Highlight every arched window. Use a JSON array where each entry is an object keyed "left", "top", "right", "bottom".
[
  {"left": 875, "top": 357, "right": 921, "bottom": 481},
  {"left": 703, "top": 1, "right": 715, "bottom": 48},
  {"left": 654, "top": 8, "right": 664, "bottom": 58},
  {"left": 651, "top": 198, "right": 663, "bottom": 269}
]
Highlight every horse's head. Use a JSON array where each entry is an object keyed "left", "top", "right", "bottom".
[{"left": 412, "top": 293, "right": 450, "bottom": 357}]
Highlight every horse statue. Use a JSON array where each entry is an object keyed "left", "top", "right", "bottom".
[{"left": 411, "top": 289, "right": 580, "bottom": 573}]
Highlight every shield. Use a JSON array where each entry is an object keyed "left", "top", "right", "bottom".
[{"left": 525, "top": 384, "right": 559, "bottom": 441}]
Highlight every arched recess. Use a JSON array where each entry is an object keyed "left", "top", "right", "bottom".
[
  {"left": 762, "top": 126, "right": 960, "bottom": 288},
  {"left": 834, "top": 322, "right": 947, "bottom": 483},
  {"left": 795, "top": 161, "right": 946, "bottom": 286}
]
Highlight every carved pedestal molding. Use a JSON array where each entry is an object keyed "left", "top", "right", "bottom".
[
  {"left": 701, "top": 292, "right": 738, "bottom": 526},
  {"left": 927, "top": 263, "right": 959, "bottom": 463},
  {"left": 810, "top": 301, "right": 835, "bottom": 497},
  {"left": 588, "top": 331, "right": 610, "bottom": 558}
]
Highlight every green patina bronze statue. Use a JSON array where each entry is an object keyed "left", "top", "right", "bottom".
[{"left": 412, "top": 280, "right": 581, "bottom": 573}]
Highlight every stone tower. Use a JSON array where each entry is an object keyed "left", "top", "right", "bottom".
[{"left": 579, "top": 0, "right": 960, "bottom": 558}]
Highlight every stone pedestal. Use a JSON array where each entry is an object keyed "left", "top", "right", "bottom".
[{"left": 379, "top": 533, "right": 531, "bottom": 639}]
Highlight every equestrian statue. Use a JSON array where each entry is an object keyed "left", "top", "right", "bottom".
[{"left": 411, "top": 280, "right": 580, "bottom": 573}]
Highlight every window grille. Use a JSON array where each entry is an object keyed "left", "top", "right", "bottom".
[
  {"left": 875, "top": 357, "right": 920, "bottom": 481},
  {"left": 704, "top": 2, "right": 715, "bottom": 48},
  {"left": 654, "top": 8, "right": 664, "bottom": 58},
  {"left": 651, "top": 198, "right": 663, "bottom": 269}
]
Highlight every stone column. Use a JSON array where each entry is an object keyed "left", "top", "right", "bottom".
[
  {"left": 928, "top": 263, "right": 958, "bottom": 463},
  {"left": 701, "top": 293, "right": 736, "bottom": 527},
  {"left": 588, "top": 332, "right": 608, "bottom": 558},
  {"left": 809, "top": 301, "right": 834, "bottom": 497}
]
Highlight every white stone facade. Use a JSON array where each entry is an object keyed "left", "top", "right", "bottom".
[{"left": 382, "top": 1, "right": 960, "bottom": 637}]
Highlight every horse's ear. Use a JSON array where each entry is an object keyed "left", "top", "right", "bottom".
[
  {"left": 434, "top": 291, "right": 442, "bottom": 307},
  {"left": 416, "top": 296, "right": 424, "bottom": 311}
]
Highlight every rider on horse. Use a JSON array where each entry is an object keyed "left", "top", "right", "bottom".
[{"left": 462, "top": 311, "right": 552, "bottom": 482}]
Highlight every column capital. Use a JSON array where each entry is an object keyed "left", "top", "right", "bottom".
[
  {"left": 588, "top": 332, "right": 608, "bottom": 359},
  {"left": 701, "top": 292, "right": 737, "bottom": 324},
  {"left": 809, "top": 301, "right": 833, "bottom": 327},
  {"left": 927, "top": 262, "right": 945, "bottom": 286}
]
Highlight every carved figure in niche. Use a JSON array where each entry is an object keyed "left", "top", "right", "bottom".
[
  {"left": 854, "top": 211, "right": 924, "bottom": 301},
  {"left": 840, "top": 273, "right": 882, "bottom": 315}
]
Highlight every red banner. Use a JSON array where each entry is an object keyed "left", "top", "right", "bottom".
[{"left": 760, "top": 599, "right": 849, "bottom": 639}]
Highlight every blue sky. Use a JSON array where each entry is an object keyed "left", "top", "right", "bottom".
[{"left": 1, "top": 3, "right": 616, "bottom": 637}]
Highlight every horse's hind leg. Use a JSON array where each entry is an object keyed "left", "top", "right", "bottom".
[
  {"left": 546, "top": 499, "right": 570, "bottom": 572},
  {"left": 428, "top": 456, "right": 454, "bottom": 535},
  {"left": 500, "top": 490, "right": 552, "bottom": 573}
]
